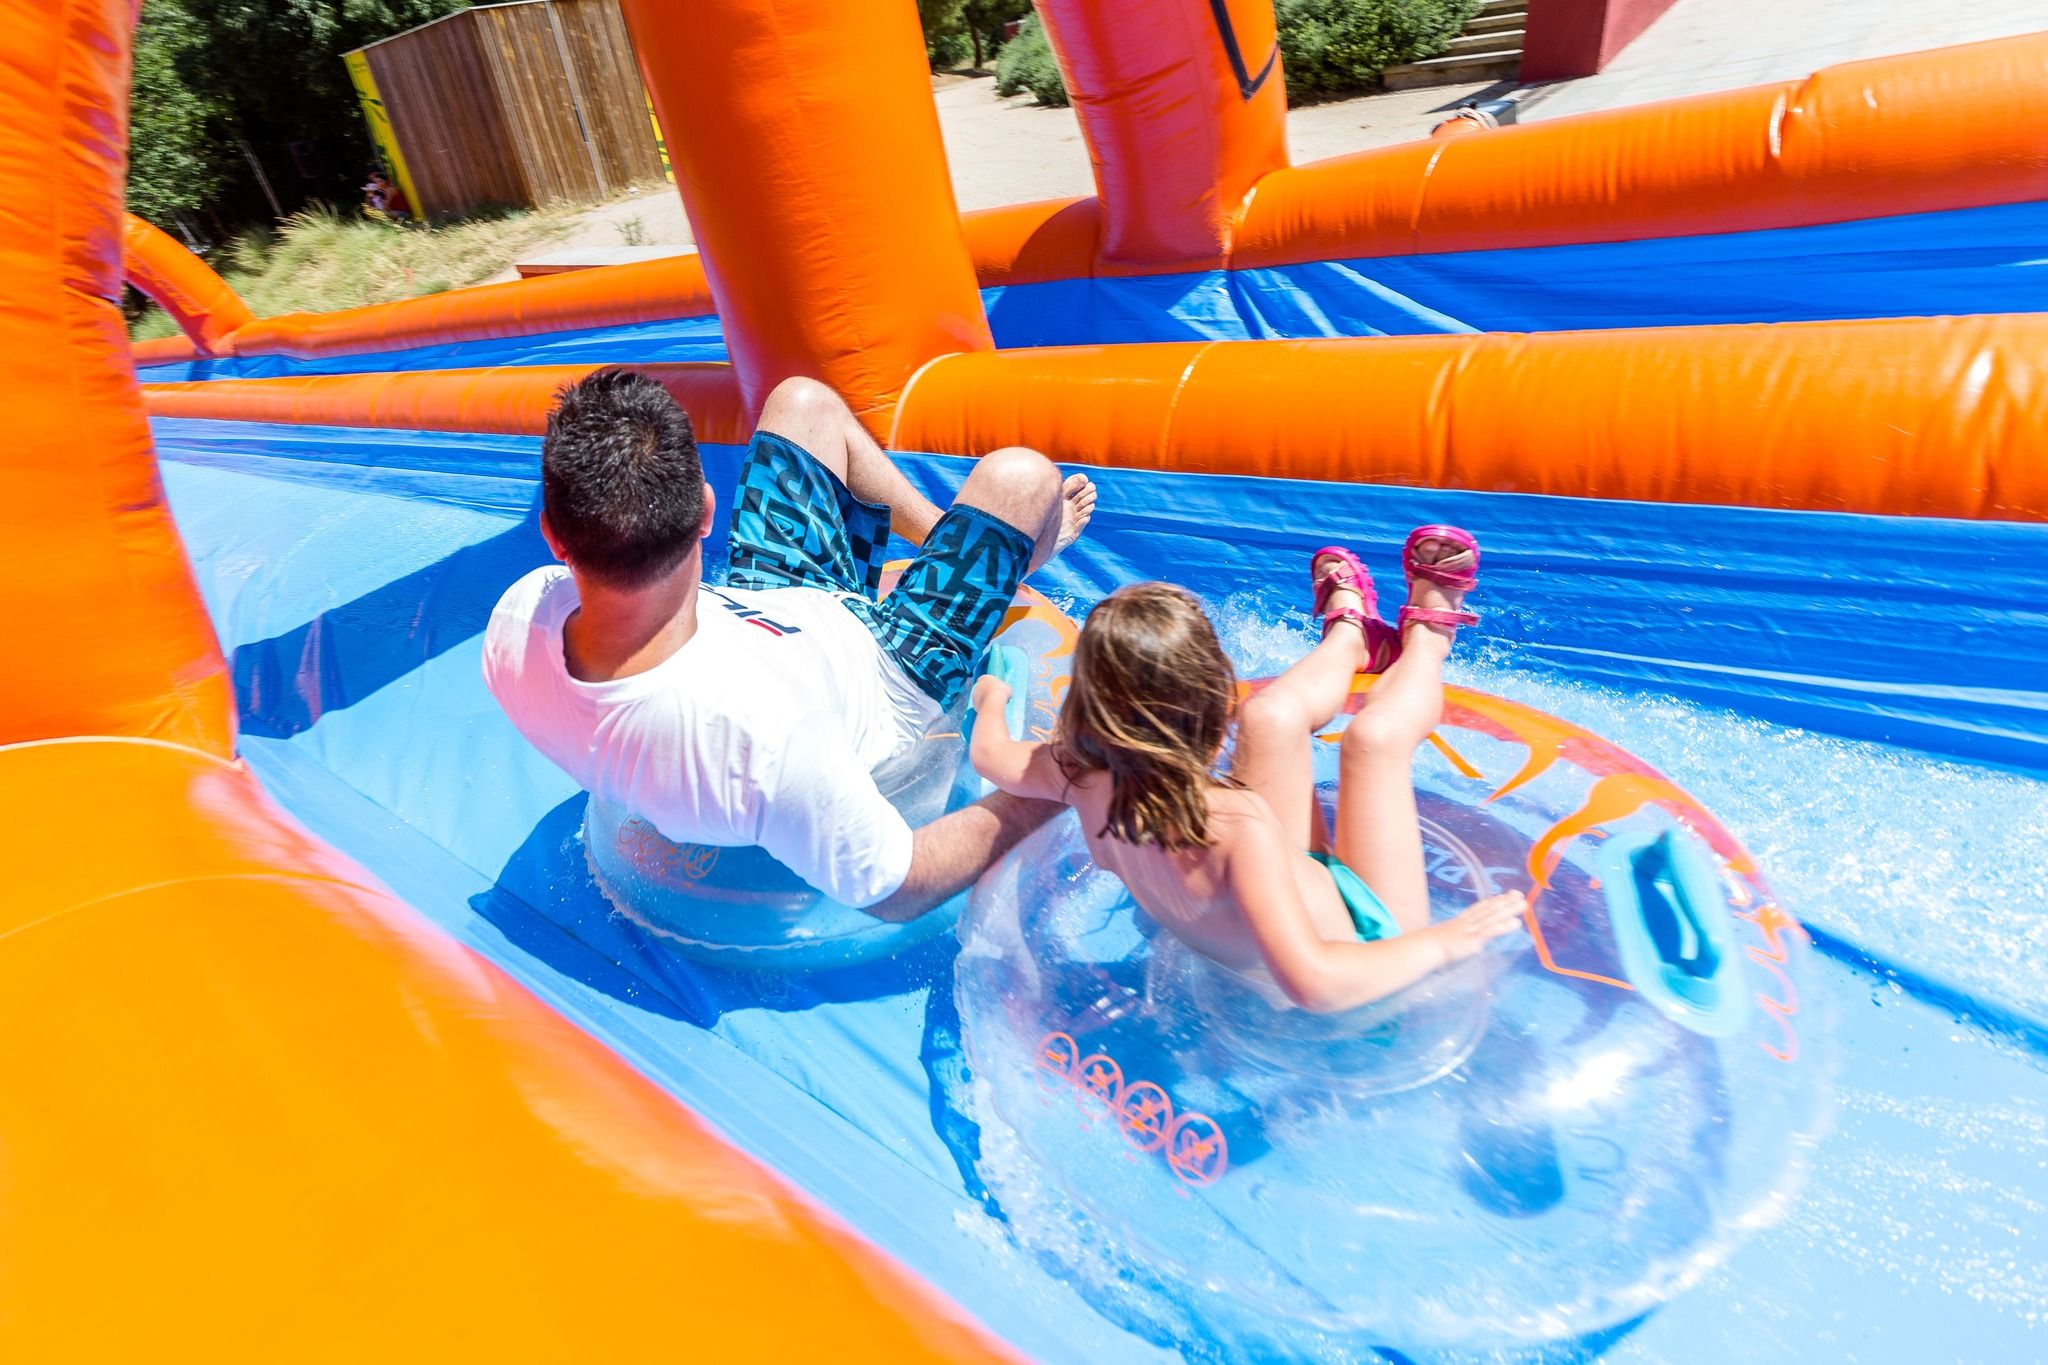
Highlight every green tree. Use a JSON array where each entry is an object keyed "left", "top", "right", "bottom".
[
  {"left": 133, "top": 0, "right": 471, "bottom": 228},
  {"left": 918, "top": 0, "right": 971, "bottom": 69},
  {"left": 128, "top": 0, "right": 226, "bottom": 228},
  {"left": 961, "top": 0, "right": 1030, "bottom": 68}
]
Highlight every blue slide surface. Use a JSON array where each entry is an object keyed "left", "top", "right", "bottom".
[{"left": 154, "top": 414, "right": 2047, "bottom": 1362}]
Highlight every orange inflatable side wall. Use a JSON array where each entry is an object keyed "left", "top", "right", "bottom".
[
  {"left": 146, "top": 362, "right": 752, "bottom": 443},
  {"left": 1231, "top": 31, "right": 2048, "bottom": 267},
  {"left": 10, "top": 2, "right": 1022, "bottom": 1351},
  {"left": 0, "top": 737, "right": 1016, "bottom": 1361},
  {"left": 1032, "top": 0, "right": 1288, "bottom": 270},
  {"left": 962, "top": 196, "right": 1100, "bottom": 287},
  {"left": 234, "top": 251, "right": 716, "bottom": 358},
  {"left": 886, "top": 317, "right": 2048, "bottom": 521},
  {"left": 121, "top": 212, "right": 254, "bottom": 354},
  {"left": 127, "top": 248, "right": 717, "bottom": 361},
  {"left": 616, "top": 0, "right": 992, "bottom": 433},
  {"left": 142, "top": 311, "right": 2048, "bottom": 522},
  {"left": 132, "top": 330, "right": 200, "bottom": 363},
  {"left": 1, "top": 0, "right": 231, "bottom": 752}
]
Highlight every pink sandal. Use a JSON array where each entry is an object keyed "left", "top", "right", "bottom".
[
  {"left": 1311, "top": 546, "right": 1401, "bottom": 671},
  {"left": 1397, "top": 525, "right": 1481, "bottom": 633}
]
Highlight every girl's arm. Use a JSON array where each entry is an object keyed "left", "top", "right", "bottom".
[
  {"left": 969, "top": 674, "right": 1069, "bottom": 803},
  {"left": 1225, "top": 812, "right": 1523, "bottom": 1013}
]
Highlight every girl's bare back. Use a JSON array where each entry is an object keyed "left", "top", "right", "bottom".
[{"left": 1063, "top": 772, "right": 1357, "bottom": 975}]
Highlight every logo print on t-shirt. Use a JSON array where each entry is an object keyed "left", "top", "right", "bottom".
[{"left": 704, "top": 585, "right": 802, "bottom": 637}]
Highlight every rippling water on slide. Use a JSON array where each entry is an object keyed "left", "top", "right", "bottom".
[{"left": 153, "top": 416, "right": 2046, "bottom": 1363}]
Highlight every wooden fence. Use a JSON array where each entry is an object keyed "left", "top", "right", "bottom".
[{"left": 347, "top": 0, "right": 666, "bottom": 220}]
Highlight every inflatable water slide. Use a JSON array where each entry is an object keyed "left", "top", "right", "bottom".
[{"left": 7, "top": 0, "right": 2046, "bottom": 1358}]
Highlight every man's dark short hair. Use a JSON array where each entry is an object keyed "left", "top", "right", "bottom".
[{"left": 542, "top": 367, "right": 704, "bottom": 588}]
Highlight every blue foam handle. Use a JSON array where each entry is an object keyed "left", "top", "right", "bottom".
[
  {"left": 988, "top": 643, "right": 1032, "bottom": 741},
  {"left": 957, "top": 645, "right": 1034, "bottom": 804}
]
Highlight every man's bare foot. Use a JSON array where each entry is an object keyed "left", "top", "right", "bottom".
[{"left": 1054, "top": 472, "right": 1098, "bottom": 554}]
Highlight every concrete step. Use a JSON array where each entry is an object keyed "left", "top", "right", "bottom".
[
  {"left": 1475, "top": 0, "right": 1523, "bottom": 17},
  {"left": 1465, "top": 11, "right": 1527, "bottom": 34},
  {"left": 1382, "top": 50, "right": 1521, "bottom": 90},
  {"left": 1448, "top": 28, "right": 1523, "bottom": 56}
]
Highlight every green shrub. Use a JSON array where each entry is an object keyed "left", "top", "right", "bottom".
[
  {"left": 994, "top": 14, "right": 1068, "bottom": 106},
  {"left": 1277, "top": 0, "right": 1481, "bottom": 101}
]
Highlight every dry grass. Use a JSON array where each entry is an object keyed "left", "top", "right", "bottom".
[{"left": 129, "top": 203, "right": 574, "bottom": 340}]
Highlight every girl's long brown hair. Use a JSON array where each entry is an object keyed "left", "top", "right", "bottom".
[{"left": 1056, "top": 582, "right": 1239, "bottom": 851}]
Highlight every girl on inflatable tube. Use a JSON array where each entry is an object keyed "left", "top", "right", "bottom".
[{"left": 969, "top": 526, "right": 1525, "bottom": 1010}]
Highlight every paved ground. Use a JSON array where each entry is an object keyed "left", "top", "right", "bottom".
[
  {"left": 512, "top": 1, "right": 2045, "bottom": 273},
  {"left": 1522, "top": 0, "right": 2048, "bottom": 118},
  {"left": 510, "top": 77, "right": 1499, "bottom": 272}
]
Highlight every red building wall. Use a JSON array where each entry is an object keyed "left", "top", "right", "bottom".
[{"left": 1521, "top": 0, "right": 1682, "bottom": 82}]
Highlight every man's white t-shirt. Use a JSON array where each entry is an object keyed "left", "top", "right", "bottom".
[{"left": 482, "top": 566, "right": 941, "bottom": 908}]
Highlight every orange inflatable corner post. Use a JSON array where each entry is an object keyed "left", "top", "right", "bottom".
[
  {"left": 1033, "top": 0, "right": 1289, "bottom": 270},
  {"left": 122, "top": 211, "right": 255, "bottom": 355},
  {"left": 617, "top": 0, "right": 993, "bottom": 433},
  {"left": 2, "top": 0, "right": 231, "bottom": 753}
]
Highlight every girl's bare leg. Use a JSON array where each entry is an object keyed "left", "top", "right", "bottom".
[
  {"left": 1332, "top": 537, "right": 1464, "bottom": 933},
  {"left": 1233, "top": 554, "right": 1369, "bottom": 851}
]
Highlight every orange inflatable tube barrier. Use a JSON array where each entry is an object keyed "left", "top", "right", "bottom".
[
  {"left": 127, "top": 245, "right": 720, "bottom": 364},
  {"left": 145, "top": 361, "right": 750, "bottom": 442},
  {"left": 234, "top": 248, "right": 716, "bottom": 356},
  {"left": 889, "top": 316, "right": 2048, "bottom": 521},
  {"left": 122, "top": 213, "right": 254, "bottom": 355},
  {"left": 131, "top": 329, "right": 200, "bottom": 364},
  {"left": 1231, "top": 30, "right": 2048, "bottom": 268},
  {"left": 0, "top": 737, "right": 1013, "bottom": 1361},
  {"left": 127, "top": 33, "right": 2048, "bottom": 358},
  {"left": 141, "top": 311, "right": 2048, "bottom": 522}
]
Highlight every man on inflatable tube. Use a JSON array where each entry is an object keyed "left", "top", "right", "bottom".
[{"left": 483, "top": 368, "right": 1097, "bottom": 921}]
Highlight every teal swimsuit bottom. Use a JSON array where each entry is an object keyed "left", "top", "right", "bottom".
[{"left": 1307, "top": 851, "right": 1402, "bottom": 942}]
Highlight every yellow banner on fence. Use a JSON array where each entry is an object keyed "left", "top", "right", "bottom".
[
  {"left": 644, "top": 90, "right": 674, "bottom": 184},
  {"left": 344, "top": 50, "right": 424, "bottom": 217}
]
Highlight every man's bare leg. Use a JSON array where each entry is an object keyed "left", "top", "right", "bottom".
[
  {"left": 953, "top": 447, "right": 1096, "bottom": 573},
  {"left": 757, "top": 377, "right": 1095, "bottom": 563},
  {"left": 755, "top": 376, "right": 945, "bottom": 543},
  {"left": 1232, "top": 554, "right": 1369, "bottom": 851}
]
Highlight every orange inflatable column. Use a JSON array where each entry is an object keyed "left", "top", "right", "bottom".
[
  {"left": 1033, "top": 0, "right": 1290, "bottom": 271},
  {"left": 0, "top": 0, "right": 231, "bottom": 752},
  {"left": 123, "top": 212, "right": 256, "bottom": 355},
  {"left": 616, "top": 0, "right": 992, "bottom": 435}
]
